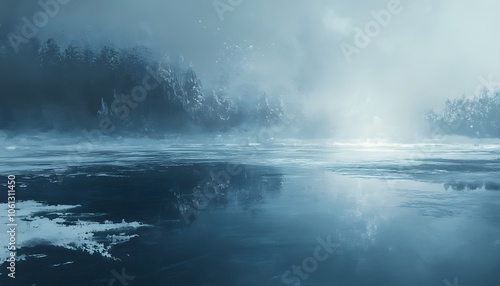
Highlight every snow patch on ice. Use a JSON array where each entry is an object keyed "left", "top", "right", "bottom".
[
  {"left": 0, "top": 200, "right": 150, "bottom": 262},
  {"left": 52, "top": 261, "right": 74, "bottom": 267}
]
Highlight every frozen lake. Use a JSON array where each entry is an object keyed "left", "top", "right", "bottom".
[{"left": 1, "top": 140, "right": 499, "bottom": 285}]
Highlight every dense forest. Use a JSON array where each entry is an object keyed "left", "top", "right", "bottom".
[
  {"left": 0, "top": 38, "right": 287, "bottom": 135},
  {"left": 425, "top": 91, "right": 500, "bottom": 138},
  {"left": 3, "top": 38, "right": 499, "bottom": 139}
]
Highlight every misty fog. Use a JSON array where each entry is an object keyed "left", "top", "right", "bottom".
[
  {"left": 2, "top": 0, "right": 500, "bottom": 140},
  {"left": 2, "top": 2, "right": 500, "bottom": 286}
]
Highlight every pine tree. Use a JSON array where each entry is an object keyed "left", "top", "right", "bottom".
[
  {"left": 39, "top": 38, "right": 61, "bottom": 70},
  {"left": 183, "top": 68, "right": 204, "bottom": 120}
]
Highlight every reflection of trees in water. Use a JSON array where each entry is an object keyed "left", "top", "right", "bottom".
[
  {"left": 444, "top": 180, "right": 500, "bottom": 191},
  {"left": 27, "top": 162, "right": 283, "bottom": 225},
  {"left": 224, "top": 172, "right": 283, "bottom": 210},
  {"left": 174, "top": 164, "right": 284, "bottom": 223}
]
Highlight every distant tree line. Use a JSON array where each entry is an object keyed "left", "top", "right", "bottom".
[
  {"left": 0, "top": 38, "right": 286, "bottom": 135},
  {"left": 425, "top": 91, "right": 500, "bottom": 137}
]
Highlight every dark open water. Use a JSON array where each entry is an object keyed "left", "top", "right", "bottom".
[{"left": 1, "top": 141, "right": 499, "bottom": 285}]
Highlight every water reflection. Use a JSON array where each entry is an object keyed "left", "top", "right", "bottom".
[
  {"left": 21, "top": 162, "right": 284, "bottom": 225},
  {"left": 444, "top": 180, "right": 500, "bottom": 191},
  {"left": 5, "top": 156, "right": 500, "bottom": 285}
]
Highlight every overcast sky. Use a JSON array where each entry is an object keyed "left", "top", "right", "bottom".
[{"left": 3, "top": 0, "right": 500, "bottom": 138}]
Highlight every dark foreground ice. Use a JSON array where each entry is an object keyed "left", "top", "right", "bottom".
[{"left": 0, "top": 140, "right": 499, "bottom": 285}]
